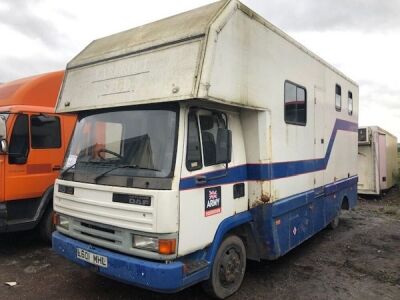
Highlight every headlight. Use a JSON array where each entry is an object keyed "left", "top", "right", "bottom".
[
  {"left": 54, "top": 213, "right": 69, "bottom": 230},
  {"left": 132, "top": 235, "right": 176, "bottom": 255},
  {"left": 132, "top": 235, "right": 158, "bottom": 252}
]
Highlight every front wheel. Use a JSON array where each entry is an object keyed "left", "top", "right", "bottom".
[{"left": 202, "top": 235, "right": 246, "bottom": 299}]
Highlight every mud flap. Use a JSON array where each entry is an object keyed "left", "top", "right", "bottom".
[{"left": 0, "top": 202, "right": 7, "bottom": 232}]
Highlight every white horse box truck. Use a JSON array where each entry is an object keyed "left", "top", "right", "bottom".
[
  {"left": 358, "top": 126, "right": 398, "bottom": 195},
  {"left": 52, "top": 0, "right": 359, "bottom": 298}
]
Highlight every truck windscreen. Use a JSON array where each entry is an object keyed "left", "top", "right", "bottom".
[{"left": 62, "top": 105, "right": 178, "bottom": 189}]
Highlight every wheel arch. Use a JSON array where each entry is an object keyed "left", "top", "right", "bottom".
[
  {"left": 341, "top": 195, "right": 350, "bottom": 210},
  {"left": 34, "top": 184, "right": 55, "bottom": 222},
  {"left": 205, "top": 211, "right": 260, "bottom": 263}
]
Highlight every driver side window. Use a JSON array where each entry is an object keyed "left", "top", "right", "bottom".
[
  {"left": 199, "top": 115, "right": 226, "bottom": 166},
  {"left": 9, "top": 114, "right": 29, "bottom": 164},
  {"left": 186, "top": 109, "right": 229, "bottom": 171}
]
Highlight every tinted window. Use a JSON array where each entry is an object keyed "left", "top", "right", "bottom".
[
  {"left": 31, "top": 115, "right": 61, "bottom": 148},
  {"left": 284, "top": 81, "right": 307, "bottom": 125},
  {"left": 335, "top": 84, "right": 342, "bottom": 111},
  {"left": 186, "top": 112, "right": 202, "bottom": 171},
  {"left": 348, "top": 91, "right": 353, "bottom": 116},
  {"left": 9, "top": 114, "right": 29, "bottom": 164}
]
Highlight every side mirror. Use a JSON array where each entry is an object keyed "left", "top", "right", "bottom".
[
  {"left": 0, "top": 139, "right": 7, "bottom": 154},
  {"left": 216, "top": 128, "right": 232, "bottom": 164},
  {"left": 0, "top": 117, "right": 6, "bottom": 140}
]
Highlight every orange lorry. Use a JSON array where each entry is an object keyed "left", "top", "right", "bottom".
[{"left": 0, "top": 71, "right": 76, "bottom": 242}]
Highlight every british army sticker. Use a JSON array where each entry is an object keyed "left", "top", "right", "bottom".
[{"left": 204, "top": 186, "right": 222, "bottom": 217}]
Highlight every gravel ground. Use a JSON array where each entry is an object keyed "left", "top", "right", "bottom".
[{"left": 0, "top": 189, "right": 399, "bottom": 300}]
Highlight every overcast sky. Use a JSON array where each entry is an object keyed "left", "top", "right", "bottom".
[{"left": 0, "top": 0, "right": 399, "bottom": 138}]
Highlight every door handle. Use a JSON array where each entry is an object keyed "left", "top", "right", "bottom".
[
  {"left": 195, "top": 175, "right": 207, "bottom": 185},
  {"left": 53, "top": 165, "right": 61, "bottom": 171}
]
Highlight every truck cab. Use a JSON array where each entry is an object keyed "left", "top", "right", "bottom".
[{"left": 0, "top": 71, "right": 76, "bottom": 241}]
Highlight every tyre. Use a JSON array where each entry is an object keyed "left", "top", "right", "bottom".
[
  {"left": 39, "top": 207, "right": 55, "bottom": 244},
  {"left": 202, "top": 235, "right": 246, "bottom": 299},
  {"left": 328, "top": 211, "right": 340, "bottom": 229}
]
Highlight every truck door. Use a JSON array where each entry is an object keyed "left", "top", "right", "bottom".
[
  {"left": 5, "top": 113, "right": 63, "bottom": 201},
  {"left": 314, "top": 87, "right": 325, "bottom": 192},
  {"left": 5, "top": 114, "right": 31, "bottom": 201},
  {"left": 178, "top": 108, "right": 248, "bottom": 255}
]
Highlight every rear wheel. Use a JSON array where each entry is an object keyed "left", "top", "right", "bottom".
[
  {"left": 39, "top": 207, "right": 55, "bottom": 244},
  {"left": 202, "top": 235, "right": 246, "bottom": 299},
  {"left": 328, "top": 211, "right": 340, "bottom": 229}
]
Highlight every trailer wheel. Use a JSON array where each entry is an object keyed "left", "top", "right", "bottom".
[
  {"left": 202, "top": 235, "right": 246, "bottom": 299},
  {"left": 39, "top": 207, "right": 55, "bottom": 244}
]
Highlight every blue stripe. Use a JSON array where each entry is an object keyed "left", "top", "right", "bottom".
[{"left": 180, "top": 119, "right": 357, "bottom": 190}]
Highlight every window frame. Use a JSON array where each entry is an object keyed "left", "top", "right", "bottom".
[
  {"left": 335, "top": 84, "right": 342, "bottom": 112},
  {"left": 30, "top": 114, "right": 62, "bottom": 149},
  {"left": 284, "top": 80, "right": 307, "bottom": 126},
  {"left": 185, "top": 108, "right": 230, "bottom": 171},
  {"left": 348, "top": 91, "right": 353, "bottom": 116}
]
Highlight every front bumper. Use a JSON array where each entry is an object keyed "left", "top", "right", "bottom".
[{"left": 52, "top": 232, "right": 209, "bottom": 293}]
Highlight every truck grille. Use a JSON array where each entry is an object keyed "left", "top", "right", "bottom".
[{"left": 71, "top": 218, "right": 124, "bottom": 247}]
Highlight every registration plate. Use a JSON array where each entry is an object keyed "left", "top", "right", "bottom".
[{"left": 76, "top": 248, "right": 108, "bottom": 268}]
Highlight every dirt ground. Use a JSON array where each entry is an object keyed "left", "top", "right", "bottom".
[{"left": 0, "top": 190, "right": 399, "bottom": 300}]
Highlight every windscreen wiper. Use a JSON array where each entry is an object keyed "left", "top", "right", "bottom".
[{"left": 94, "top": 165, "right": 160, "bottom": 183}]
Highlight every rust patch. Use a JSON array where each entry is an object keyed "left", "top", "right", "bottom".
[{"left": 261, "top": 194, "right": 270, "bottom": 203}]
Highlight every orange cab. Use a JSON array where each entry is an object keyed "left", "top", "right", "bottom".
[{"left": 0, "top": 71, "right": 76, "bottom": 242}]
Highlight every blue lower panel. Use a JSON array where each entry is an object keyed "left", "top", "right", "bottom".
[
  {"left": 53, "top": 177, "right": 358, "bottom": 292},
  {"left": 251, "top": 177, "right": 358, "bottom": 259},
  {"left": 52, "top": 232, "right": 208, "bottom": 293}
]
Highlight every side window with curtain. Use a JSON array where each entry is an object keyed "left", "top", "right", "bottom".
[
  {"left": 335, "top": 84, "right": 342, "bottom": 111},
  {"left": 186, "top": 112, "right": 202, "bottom": 171},
  {"left": 284, "top": 81, "right": 307, "bottom": 126},
  {"left": 9, "top": 114, "right": 29, "bottom": 164},
  {"left": 348, "top": 91, "right": 353, "bottom": 115}
]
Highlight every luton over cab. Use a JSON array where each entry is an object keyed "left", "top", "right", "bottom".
[
  {"left": 52, "top": 0, "right": 359, "bottom": 298},
  {"left": 0, "top": 71, "right": 76, "bottom": 242}
]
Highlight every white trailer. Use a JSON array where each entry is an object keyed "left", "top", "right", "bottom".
[
  {"left": 358, "top": 126, "right": 398, "bottom": 195},
  {"left": 52, "top": 1, "right": 359, "bottom": 298}
]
